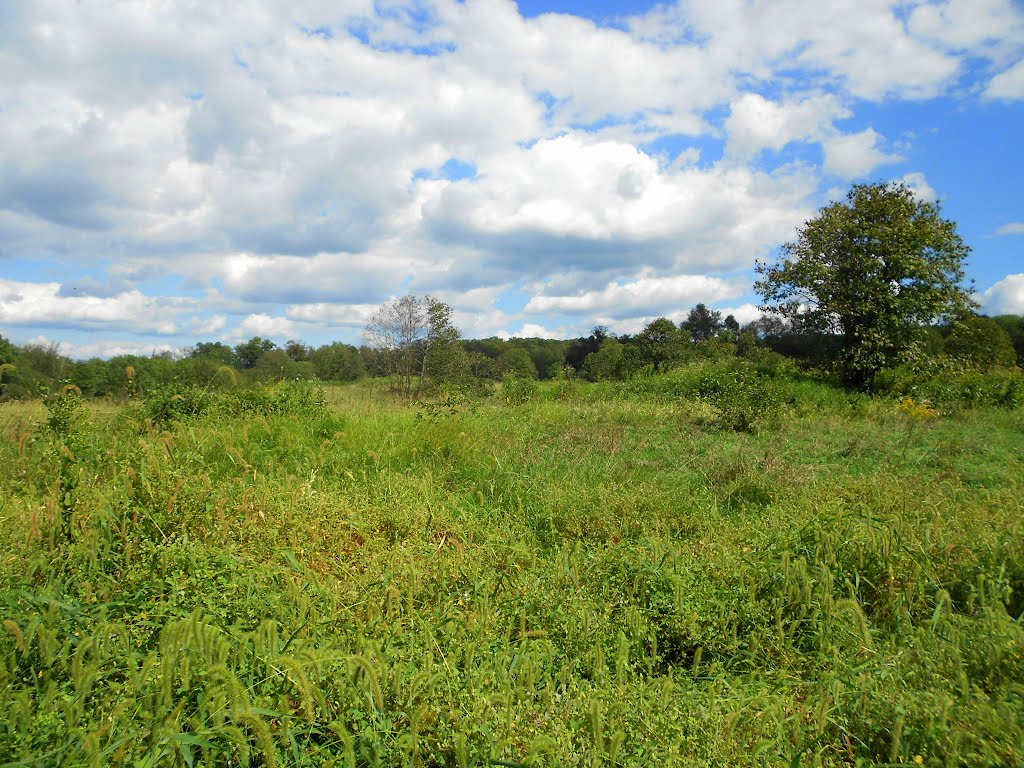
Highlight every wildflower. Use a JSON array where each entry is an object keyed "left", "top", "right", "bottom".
[{"left": 899, "top": 396, "right": 938, "bottom": 419}]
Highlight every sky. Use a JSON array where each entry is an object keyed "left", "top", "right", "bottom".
[{"left": 1, "top": 0, "right": 1023, "bottom": 359}]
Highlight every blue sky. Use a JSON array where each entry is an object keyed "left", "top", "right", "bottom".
[{"left": 1, "top": 0, "right": 1022, "bottom": 358}]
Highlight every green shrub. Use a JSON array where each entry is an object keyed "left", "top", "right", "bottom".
[
  {"left": 217, "top": 380, "right": 326, "bottom": 417},
  {"left": 141, "top": 381, "right": 327, "bottom": 424},
  {"left": 876, "top": 362, "right": 1024, "bottom": 411},
  {"left": 741, "top": 346, "right": 798, "bottom": 378},
  {"left": 694, "top": 365, "right": 784, "bottom": 432},
  {"left": 502, "top": 373, "right": 538, "bottom": 406},
  {"left": 142, "top": 384, "right": 213, "bottom": 423},
  {"left": 944, "top": 314, "right": 1017, "bottom": 371}
]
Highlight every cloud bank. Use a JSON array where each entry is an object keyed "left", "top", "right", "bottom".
[{"left": 0, "top": 0, "right": 1022, "bottom": 353}]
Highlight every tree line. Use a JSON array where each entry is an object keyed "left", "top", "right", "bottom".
[{"left": 1, "top": 306, "right": 1019, "bottom": 402}]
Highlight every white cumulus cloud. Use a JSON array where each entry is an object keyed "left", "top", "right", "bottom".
[
  {"left": 230, "top": 313, "right": 297, "bottom": 342},
  {"left": 898, "top": 172, "right": 938, "bottom": 202},
  {"left": 823, "top": 128, "right": 903, "bottom": 179},
  {"left": 524, "top": 274, "right": 743, "bottom": 317},
  {"left": 725, "top": 93, "right": 850, "bottom": 159},
  {"left": 980, "top": 274, "right": 1024, "bottom": 315},
  {"left": 425, "top": 133, "right": 817, "bottom": 274},
  {"left": 0, "top": 279, "right": 187, "bottom": 334},
  {"left": 986, "top": 59, "right": 1024, "bottom": 99}
]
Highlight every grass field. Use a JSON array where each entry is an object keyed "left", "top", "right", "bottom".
[{"left": 1, "top": 373, "right": 1022, "bottom": 766}]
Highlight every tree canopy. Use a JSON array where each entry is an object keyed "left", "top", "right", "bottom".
[
  {"left": 635, "top": 318, "right": 691, "bottom": 372},
  {"left": 310, "top": 342, "right": 365, "bottom": 382},
  {"left": 234, "top": 337, "right": 277, "bottom": 369},
  {"left": 992, "top": 315, "right": 1024, "bottom": 367},
  {"left": 682, "top": 303, "right": 724, "bottom": 342},
  {"left": 755, "top": 182, "right": 975, "bottom": 388}
]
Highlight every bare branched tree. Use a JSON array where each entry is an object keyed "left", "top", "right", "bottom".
[{"left": 364, "top": 294, "right": 464, "bottom": 399}]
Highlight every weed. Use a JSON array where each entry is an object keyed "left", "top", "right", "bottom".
[{"left": 0, "top": 374, "right": 1021, "bottom": 766}]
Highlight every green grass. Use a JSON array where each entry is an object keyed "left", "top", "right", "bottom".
[{"left": 1, "top": 375, "right": 1022, "bottom": 766}]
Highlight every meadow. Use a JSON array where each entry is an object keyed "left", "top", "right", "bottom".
[{"left": 1, "top": 369, "right": 1022, "bottom": 767}]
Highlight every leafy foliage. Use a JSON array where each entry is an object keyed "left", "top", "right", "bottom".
[
  {"left": 875, "top": 361, "right": 1024, "bottom": 411},
  {"left": 992, "top": 314, "right": 1024, "bottom": 367},
  {"left": 944, "top": 314, "right": 1018, "bottom": 371},
  {"left": 681, "top": 303, "right": 724, "bottom": 343},
  {"left": 364, "top": 294, "right": 469, "bottom": 399},
  {"left": 495, "top": 347, "right": 539, "bottom": 379},
  {"left": 635, "top": 318, "right": 692, "bottom": 372},
  {"left": 235, "top": 337, "right": 278, "bottom": 369},
  {"left": 141, "top": 381, "right": 327, "bottom": 424},
  {"left": 756, "top": 182, "right": 975, "bottom": 388},
  {"left": 501, "top": 372, "right": 539, "bottom": 405},
  {"left": 309, "top": 341, "right": 365, "bottom": 382},
  {"left": 694, "top": 365, "right": 784, "bottom": 432},
  {"left": 582, "top": 338, "right": 627, "bottom": 381},
  {"left": 190, "top": 341, "right": 239, "bottom": 366}
]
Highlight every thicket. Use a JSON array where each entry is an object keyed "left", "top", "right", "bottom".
[{"left": 1, "top": 362, "right": 1022, "bottom": 766}]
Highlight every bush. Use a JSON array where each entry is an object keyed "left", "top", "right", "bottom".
[
  {"left": 741, "top": 346, "right": 798, "bottom": 378},
  {"left": 694, "top": 365, "right": 784, "bottom": 432},
  {"left": 944, "top": 314, "right": 1017, "bottom": 371},
  {"left": 141, "top": 385, "right": 213, "bottom": 423},
  {"left": 141, "top": 381, "right": 327, "bottom": 424},
  {"left": 502, "top": 374, "right": 538, "bottom": 406},
  {"left": 875, "top": 361, "right": 1023, "bottom": 411},
  {"left": 217, "top": 380, "right": 326, "bottom": 417}
]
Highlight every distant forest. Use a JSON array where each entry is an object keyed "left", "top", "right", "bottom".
[{"left": 1, "top": 304, "right": 1022, "bottom": 401}]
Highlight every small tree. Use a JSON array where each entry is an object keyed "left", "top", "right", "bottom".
[
  {"left": 742, "top": 315, "right": 789, "bottom": 339},
  {"left": 364, "top": 294, "right": 466, "bottom": 399},
  {"left": 635, "top": 318, "right": 691, "bottom": 372},
  {"left": 253, "top": 349, "right": 295, "bottom": 381},
  {"left": 235, "top": 337, "right": 277, "bottom": 369},
  {"left": 310, "top": 342, "right": 365, "bottom": 382},
  {"left": 722, "top": 314, "right": 741, "bottom": 340},
  {"left": 565, "top": 326, "right": 610, "bottom": 371},
  {"left": 419, "top": 299, "right": 470, "bottom": 396},
  {"left": 582, "top": 338, "right": 626, "bottom": 381},
  {"left": 284, "top": 339, "right": 312, "bottom": 362},
  {"left": 190, "top": 342, "right": 238, "bottom": 367},
  {"left": 682, "top": 303, "right": 724, "bottom": 343},
  {"left": 364, "top": 295, "right": 426, "bottom": 397},
  {"left": 755, "top": 182, "right": 975, "bottom": 388}
]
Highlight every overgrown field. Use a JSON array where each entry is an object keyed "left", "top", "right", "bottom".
[{"left": 1, "top": 372, "right": 1022, "bottom": 767}]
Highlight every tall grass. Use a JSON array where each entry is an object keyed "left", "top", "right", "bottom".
[{"left": 1, "top": 371, "right": 1022, "bottom": 766}]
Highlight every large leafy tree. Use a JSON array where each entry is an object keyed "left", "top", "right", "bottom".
[{"left": 755, "top": 182, "right": 975, "bottom": 388}]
